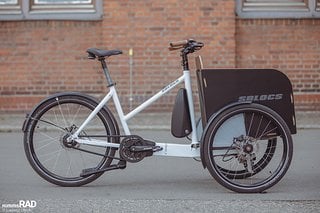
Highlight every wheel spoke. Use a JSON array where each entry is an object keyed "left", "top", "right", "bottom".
[
  {"left": 71, "top": 104, "right": 83, "bottom": 126},
  {"left": 34, "top": 133, "right": 60, "bottom": 152},
  {"left": 39, "top": 149, "right": 63, "bottom": 163},
  {"left": 246, "top": 112, "right": 255, "bottom": 136},
  {"left": 56, "top": 98, "right": 68, "bottom": 128},
  {"left": 254, "top": 115, "right": 263, "bottom": 138},
  {"left": 258, "top": 126, "right": 278, "bottom": 140},
  {"left": 52, "top": 149, "right": 62, "bottom": 174}
]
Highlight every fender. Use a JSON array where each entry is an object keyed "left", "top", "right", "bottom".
[
  {"left": 22, "top": 92, "right": 119, "bottom": 136},
  {"left": 199, "top": 101, "right": 252, "bottom": 168}
]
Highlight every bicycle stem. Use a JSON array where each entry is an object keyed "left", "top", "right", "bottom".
[{"left": 181, "top": 52, "right": 189, "bottom": 71}]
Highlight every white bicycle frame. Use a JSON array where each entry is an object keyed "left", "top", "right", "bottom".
[{"left": 71, "top": 70, "right": 200, "bottom": 158}]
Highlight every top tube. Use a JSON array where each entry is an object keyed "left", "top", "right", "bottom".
[{"left": 123, "top": 74, "right": 186, "bottom": 123}]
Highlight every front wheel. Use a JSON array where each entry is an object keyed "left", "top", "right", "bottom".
[
  {"left": 23, "top": 93, "right": 119, "bottom": 187},
  {"left": 203, "top": 103, "right": 293, "bottom": 193}
]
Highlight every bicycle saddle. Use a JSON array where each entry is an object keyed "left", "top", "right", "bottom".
[{"left": 87, "top": 48, "right": 122, "bottom": 59}]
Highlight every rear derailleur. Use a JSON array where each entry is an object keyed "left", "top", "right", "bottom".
[{"left": 119, "top": 135, "right": 162, "bottom": 163}]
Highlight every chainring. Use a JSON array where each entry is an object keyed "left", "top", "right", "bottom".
[{"left": 119, "top": 136, "right": 147, "bottom": 163}]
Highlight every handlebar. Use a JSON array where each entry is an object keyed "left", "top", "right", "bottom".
[
  {"left": 169, "top": 39, "right": 204, "bottom": 70},
  {"left": 168, "top": 39, "right": 204, "bottom": 53}
]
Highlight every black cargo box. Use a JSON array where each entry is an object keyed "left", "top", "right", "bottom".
[{"left": 197, "top": 68, "right": 297, "bottom": 134}]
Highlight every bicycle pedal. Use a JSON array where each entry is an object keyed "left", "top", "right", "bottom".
[
  {"left": 80, "top": 162, "right": 126, "bottom": 177},
  {"left": 80, "top": 167, "right": 98, "bottom": 177}
]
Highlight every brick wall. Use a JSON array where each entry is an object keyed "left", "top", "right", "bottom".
[
  {"left": 101, "top": 0, "right": 236, "bottom": 112},
  {"left": 236, "top": 19, "right": 320, "bottom": 111},
  {"left": 0, "top": 0, "right": 236, "bottom": 113},
  {"left": 0, "top": 21, "right": 104, "bottom": 111},
  {"left": 0, "top": 0, "right": 319, "bottom": 113}
]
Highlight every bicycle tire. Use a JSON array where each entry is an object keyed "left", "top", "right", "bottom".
[
  {"left": 203, "top": 103, "right": 293, "bottom": 193},
  {"left": 24, "top": 93, "right": 119, "bottom": 187}
]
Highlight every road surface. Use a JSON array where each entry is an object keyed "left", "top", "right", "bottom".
[{"left": 0, "top": 129, "right": 319, "bottom": 212}]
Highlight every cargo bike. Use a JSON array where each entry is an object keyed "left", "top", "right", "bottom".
[{"left": 23, "top": 39, "right": 296, "bottom": 193}]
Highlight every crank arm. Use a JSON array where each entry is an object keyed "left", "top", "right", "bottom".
[{"left": 130, "top": 145, "right": 163, "bottom": 152}]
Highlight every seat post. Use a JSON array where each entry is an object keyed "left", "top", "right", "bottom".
[{"left": 99, "top": 58, "right": 115, "bottom": 87}]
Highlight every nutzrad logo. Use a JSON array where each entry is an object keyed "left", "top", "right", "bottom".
[{"left": 1, "top": 200, "right": 37, "bottom": 212}]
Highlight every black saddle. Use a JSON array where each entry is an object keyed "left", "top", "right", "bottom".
[{"left": 87, "top": 48, "right": 122, "bottom": 59}]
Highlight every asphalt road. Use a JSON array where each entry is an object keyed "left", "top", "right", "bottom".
[{"left": 0, "top": 129, "right": 320, "bottom": 212}]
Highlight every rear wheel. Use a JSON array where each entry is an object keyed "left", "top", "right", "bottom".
[
  {"left": 24, "top": 93, "right": 119, "bottom": 186},
  {"left": 203, "top": 103, "right": 293, "bottom": 193}
]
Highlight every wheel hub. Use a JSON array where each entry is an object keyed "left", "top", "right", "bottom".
[
  {"left": 233, "top": 135, "right": 258, "bottom": 172},
  {"left": 60, "top": 125, "right": 78, "bottom": 149},
  {"left": 61, "top": 133, "right": 77, "bottom": 148},
  {"left": 243, "top": 143, "right": 254, "bottom": 154},
  {"left": 233, "top": 135, "right": 258, "bottom": 154}
]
